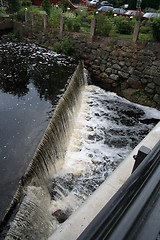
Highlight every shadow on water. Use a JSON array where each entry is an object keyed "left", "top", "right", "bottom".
[{"left": 0, "top": 38, "right": 77, "bottom": 228}]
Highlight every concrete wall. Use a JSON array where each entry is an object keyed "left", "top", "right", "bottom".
[{"left": 15, "top": 23, "right": 160, "bottom": 108}]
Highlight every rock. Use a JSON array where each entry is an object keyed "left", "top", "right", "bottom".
[
  {"left": 147, "top": 82, "right": 155, "bottom": 89},
  {"left": 153, "top": 94, "right": 160, "bottom": 104},
  {"left": 105, "top": 68, "right": 112, "bottom": 74},
  {"left": 110, "top": 74, "right": 119, "bottom": 81},
  {"left": 118, "top": 71, "right": 129, "bottom": 79},
  {"left": 52, "top": 209, "right": 71, "bottom": 223}
]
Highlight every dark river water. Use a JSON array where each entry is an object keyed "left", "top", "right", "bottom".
[{"left": 0, "top": 38, "right": 77, "bottom": 222}]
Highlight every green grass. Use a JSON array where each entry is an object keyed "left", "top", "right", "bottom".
[{"left": 138, "top": 33, "right": 154, "bottom": 41}]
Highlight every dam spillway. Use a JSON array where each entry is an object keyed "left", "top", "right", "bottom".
[{"left": 0, "top": 40, "right": 160, "bottom": 239}]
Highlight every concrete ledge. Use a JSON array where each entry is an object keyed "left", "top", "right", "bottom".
[{"left": 49, "top": 121, "right": 160, "bottom": 240}]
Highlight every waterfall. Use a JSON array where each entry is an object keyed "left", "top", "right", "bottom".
[{"left": 5, "top": 60, "right": 87, "bottom": 240}]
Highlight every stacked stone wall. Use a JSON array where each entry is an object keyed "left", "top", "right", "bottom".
[{"left": 16, "top": 24, "right": 160, "bottom": 108}]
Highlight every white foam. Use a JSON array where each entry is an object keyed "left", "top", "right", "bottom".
[{"left": 49, "top": 85, "right": 160, "bottom": 231}]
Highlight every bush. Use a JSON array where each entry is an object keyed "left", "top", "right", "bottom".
[
  {"left": 152, "top": 17, "right": 160, "bottom": 41},
  {"left": 49, "top": 6, "right": 62, "bottom": 28},
  {"left": 65, "top": 16, "right": 81, "bottom": 32},
  {"left": 54, "top": 36, "right": 74, "bottom": 55},
  {"left": 61, "top": 36, "right": 73, "bottom": 55},
  {"left": 21, "top": 0, "right": 32, "bottom": 6},
  {"left": 43, "top": 0, "right": 50, "bottom": 16},
  {"left": 54, "top": 41, "right": 61, "bottom": 53},
  {"left": 73, "top": 22, "right": 81, "bottom": 32},
  {"left": 114, "top": 16, "right": 133, "bottom": 35},
  {"left": 66, "top": 18, "right": 74, "bottom": 30},
  {"left": 95, "top": 13, "right": 112, "bottom": 36},
  {"left": 17, "top": 7, "right": 25, "bottom": 21}
]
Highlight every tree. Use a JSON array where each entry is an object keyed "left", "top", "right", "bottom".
[
  {"left": 8, "top": 0, "right": 21, "bottom": 12},
  {"left": 129, "top": 0, "right": 160, "bottom": 10},
  {"left": 43, "top": 0, "right": 50, "bottom": 16}
]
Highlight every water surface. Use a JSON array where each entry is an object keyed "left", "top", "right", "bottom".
[{"left": 0, "top": 39, "right": 77, "bottom": 222}]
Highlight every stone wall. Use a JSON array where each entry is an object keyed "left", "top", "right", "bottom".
[{"left": 16, "top": 23, "right": 160, "bottom": 108}]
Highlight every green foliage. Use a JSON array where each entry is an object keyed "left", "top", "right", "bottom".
[
  {"left": 61, "top": 36, "right": 73, "bottom": 55},
  {"left": 142, "top": 0, "right": 160, "bottom": 10},
  {"left": 54, "top": 36, "right": 74, "bottom": 55},
  {"left": 95, "top": 13, "right": 112, "bottom": 36},
  {"left": 60, "top": 0, "right": 72, "bottom": 12},
  {"left": 8, "top": 30, "right": 20, "bottom": 38},
  {"left": 152, "top": 17, "right": 160, "bottom": 41},
  {"left": 49, "top": 6, "right": 62, "bottom": 28},
  {"left": 140, "top": 20, "right": 152, "bottom": 34},
  {"left": 54, "top": 41, "right": 62, "bottom": 53},
  {"left": 129, "top": 0, "right": 160, "bottom": 10},
  {"left": 21, "top": 0, "right": 32, "bottom": 7},
  {"left": 43, "top": 0, "right": 50, "bottom": 16},
  {"left": 65, "top": 17, "right": 81, "bottom": 32},
  {"left": 16, "top": 7, "right": 25, "bottom": 21},
  {"left": 8, "top": 0, "right": 21, "bottom": 13},
  {"left": 114, "top": 16, "right": 133, "bottom": 34},
  {"left": 75, "top": 6, "right": 88, "bottom": 17}
]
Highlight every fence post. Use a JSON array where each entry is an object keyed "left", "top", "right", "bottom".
[
  {"left": 25, "top": 8, "right": 28, "bottom": 23},
  {"left": 133, "top": 21, "right": 140, "bottom": 42},
  {"left": 90, "top": 18, "right": 96, "bottom": 43},
  {"left": 31, "top": 13, "right": 34, "bottom": 28},
  {"left": 60, "top": 15, "right": 65, "bottom": 39},
  {"left": 43, "top": 13, "right": 48, "bottom": 33}
]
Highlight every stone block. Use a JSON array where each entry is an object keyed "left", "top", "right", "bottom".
[
  {"left": 153, "top": 94, "right": 160, "bottom": 104},
  {"left": 110, "top": 74, "right": 119, "bottom": 81},
  {"left": 118, "top": 71, "right": 129, "bottom": 79}
]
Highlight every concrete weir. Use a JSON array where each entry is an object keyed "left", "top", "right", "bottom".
[
  {"left": 4, "top": 61, "right": 87, "bottom": 240},
  {"left": 49, "top": 121, "right": 160, "bottom": 240},
  {"left": 2, "top": 57, "right": 160, "bottom": 239}
]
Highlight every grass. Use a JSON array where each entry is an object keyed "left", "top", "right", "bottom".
[{"left": 138, "top": 32, "right": 154, "bottom": 41}]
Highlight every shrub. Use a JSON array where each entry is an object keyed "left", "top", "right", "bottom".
[
  {"left": 54, "top": 41, "right": 61, "bottom": 53},
  {"left": 21, "top": 0, "right": 32, "bottom": 6},
  {"left": 73, "top": 22, "right": 81, "bottom": 32},
  {"left": 152, "top": 17, "right": 160, "bottom": 41},
  {"left": 65, "top": 16, "right": 81, "bottom": 32},
  {"left": 61, "top": 36, "right": 73, "bottom": 55},
  {"left": 43, "top": 0, "right": 50, "bottom": 16},
  {"left": 17, "top": 7, "right": 25, "bottom": 21},
  {"left": 49, "top": 6, "right": 62, "bottom": 28},
  {"left": 66, "top": 18, "right": 73, "bottom": 31},
  {"left": 54, "top": 36, "right": 74, "bottom": 55},
  {"left": 114, "top": 16, "right": 133, "bottom": 35},
  {"left": 95, "top": 13, "right": 112, "bottom": 36}
]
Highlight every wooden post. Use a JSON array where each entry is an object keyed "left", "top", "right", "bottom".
[
  {"left": 133, "top": 21, "right": 140, "bottom": 43},
  {"left": 60, "top": 15, "right": 65, "bottom": 39},
  {"left": 25, "top": 8, "right": 28, "bottom": 23},
  {"left": 43, "top": 13, "right": 48, "bottom": 33},
  {"left": 31, "top": 13, "right": 34, "bottom": 28},
  {"left": 90, "top": 18, "right": 96, "bottom": 43}
]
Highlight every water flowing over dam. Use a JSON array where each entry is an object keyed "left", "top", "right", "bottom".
[
  {"left": 0, "top": 40, "right": 160, "bottom": 239},
  {"left": 3, "top": 60, "right": 160, "bottom": 239}
]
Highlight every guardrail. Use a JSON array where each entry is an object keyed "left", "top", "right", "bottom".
[{"left": 77, "top": 140, "right": 160, "bottom": 240}]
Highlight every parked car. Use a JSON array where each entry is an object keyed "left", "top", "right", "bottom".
[
  {"left": 89, "top": 0, "right": 100, "bottom": 6},
  {"left": 113, "top": 8, "right": 126, "bottom": 14},
  {"left": 97, "top": 5, "right": 113, "bottom": 12},
  {"left": 125, "top": 10, "right": 144, "bottom": 17},
  {"left": 100, "top": 1, "right": 113, "bottom": 6},
  {"left": 143, "top": 12, "right": 160, "bottom": 19}
]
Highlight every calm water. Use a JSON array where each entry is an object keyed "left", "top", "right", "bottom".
[{"left": 0, "top": 39, "right": 77, "bottom": 222}]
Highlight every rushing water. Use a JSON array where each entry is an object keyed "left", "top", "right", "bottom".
[
  {"left": 1, "top": 39, "right": 160, "bottom": 240},
  {"left": 48, "top": 85, "right": 160, "bottom": 232},
  {"left": 0, "top": 38, "right": 77, "bottom": 224}
]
